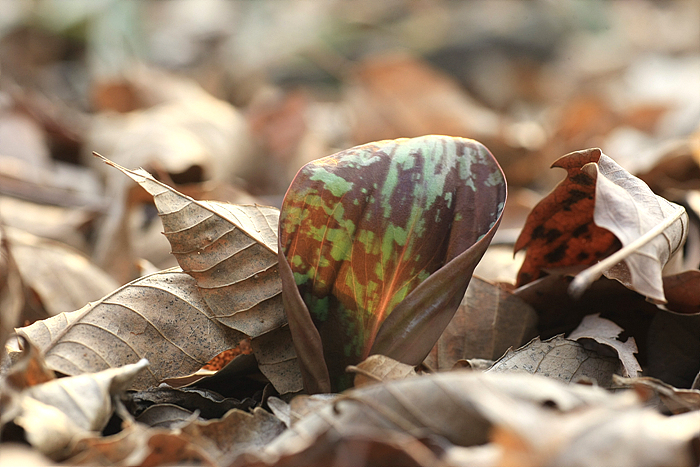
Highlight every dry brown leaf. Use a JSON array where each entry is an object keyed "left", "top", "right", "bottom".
[
  {"left": 249, "top": 325, "right": 303, "bottom": 395},
  {"left": 135, "top": 403, "right": 197, "bottom": 429},
  {"left": 10, "top": 359, "right": 148, "bottom": 459},
  {"left": 99, "top": 156, "right": 286, "bottom": 338},
  {"left": 0, "top": 225, "right": 23, "bottom": 351},
  {"left": 346, "top": 53, "right": 500, "bottom": 145},
  {"left": 348, "top": 355, "right": 417, "bottom": 388},
  {"left": 493, "top": 404, "right": 700, "bottom": 467},
  {"left": 181, "top": 407, "right": 286, "bottom": 467},
  {"left": 568, "top": 314, "right": 642, "bottom": 378},
  {"left": 16, "top": 269, "right": 244, "bottom": 390},
  {"left": 241, "top": 371, "right": 620, "bottom": 466},
  {"left": 2, "top": 337, "right": 54, "bottom": 391},
  {"left": 617, "top": 375, "right": 700, "bottom": 414},
  {"left": 487, "top": 335, "right": 621, "bottom": 388},
  {"left": 425, "top": 276, "right": 537, "bottom": 371},
  {"left": 6, "top": 227, "right": 118, "bottom": 317},
  {"left": 570, "top": 151, "right": 688, "bottom": 302},
  {"left": 67, "top": 421, "right": 217, "bottom": 467},
  {"left": 267, "top": 394, "right": 339, "bottom": 428}
]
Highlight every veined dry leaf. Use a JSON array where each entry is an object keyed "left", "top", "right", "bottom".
[
  {"left": 572, "top": 151, "right": 688, "bottom": 303},
  {"left": 617, "top": 375, "right": 700, "bottom": 414},
  {"left": 242, "top": 371, "right": 618, "bottom": 465},
  {"left": 348, "top": 354, "right": 417, "bottom": 388},
  {"left": 67, "top": 420, "right": 217, "bottom": 467},
  {"left": 425, "top": 276, "right": 538, "bottom": 371},
  {"left": 98, "top": 154, "right": 286, "bottom": 338},
  {"left": 11, "top": 359, "right": 148, "bottom": 459},
  {"left": 7, "top": 227, "right": 118, "bottom": 317},
  {"left": 181, "top": 407, "right": 286, "bottom": 467},
  {"left": 2, "top": 337, "right": 55, "bottom": 390},
  {"left": 136, "top": 403, "right": 197, "bottom": 429},
  {"left": 487, "top": 335, "right": 621, "bottom": 388},
  {"left": 16, "top": 269, "right": 244, "bottom": 390},
  {"left": 568, "top": 313, "right": 642, "bottom": 378},
  {"left": 280, "top": 135, "right": 505, "bottom": 392}
]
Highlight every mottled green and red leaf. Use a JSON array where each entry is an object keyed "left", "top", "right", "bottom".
[{"left": 279, "top": 136, "right": 506, "bottom": 392}]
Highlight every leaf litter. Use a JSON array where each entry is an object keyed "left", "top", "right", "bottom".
[{"left": 1, "top": 3, "right": 700, "bottom": 465}]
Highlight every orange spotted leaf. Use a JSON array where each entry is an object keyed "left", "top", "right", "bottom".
[{"left": 515, "top": 149, "right": 619, "bottom": 287}]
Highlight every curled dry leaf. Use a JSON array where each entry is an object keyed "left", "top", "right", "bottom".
[
  {"left": 348, "top": 354, "right": 417, "bottom": 388},
  {"left": 97, "top": 154, "right": 285, "bottom": 338},
  {"left": 487, "top": 335, "right": 622, "bottom": 388},
  {"left": 239, "top": 371, "right": 618, "bottom": 465},
  {"left": 570, "top": 151, "right": 687, "bottom": 302},
  {"left": 6, "top": 227, "right": 118, "bottom": 317},
  {"left": 424, "top": 276, "right": 538, "bottom": 371},
  {"left": 0, "top": 225, "right": 23, "bottom": 351},
  {"left": 568, "top": 313, "right": 642, "bottom": 377},
  {"left": 515, "top": 149, "right": 619, "bottom": 286},
  {"left": 10, "top": 359, "right": 148, "bottom": 459},
  {"left": 279, "top": 135, "right": 506, "bottom": 392},
  {"left": 16, "top": 269, "right": 244, "bottom": 390}
]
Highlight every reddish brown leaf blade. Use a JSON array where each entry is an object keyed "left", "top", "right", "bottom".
[
  {"left": 279, "top": 136, "right": 506, "bottom": 391},
  {"left": 515, "top": 148, "right": 618, "bottom": 286}
]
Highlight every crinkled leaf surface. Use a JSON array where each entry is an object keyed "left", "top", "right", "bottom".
[
  {"left": 98, "top": 154, "right": 285, "bottom": 338},
  {"left": 568, "top": 313, "right": 642, "bottom": 377},
  {"left": 11, "top": 359, "right": 148, "bottom": 459},
  {"left": 425, "top": 276, "right": 538, "bottom": 370},
  {"left": 279, "top": 135, "right": 505, "bottom": 392},
  {"left": 487, "top": 335, "right": 622, "bottom": 388},
  {"left": 515, "top": 149, "right": 618, "bottom": 286},
  {"left": 16, "top": 269, "right": 244, "bottom": 390},
  {"left": 582, "top": 152, "right": 688, "bottom": 303}
]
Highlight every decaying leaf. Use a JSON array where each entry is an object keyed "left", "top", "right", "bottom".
[
  {"left": 425, "top": 276, "right": 538, "bottom": 371},
  {"left": 97, "top": 154, "right": 286, "bottom": 338},
  {"left": 348, "top": 354, "right": 417, "bottom": 388},
  {"left": 6, "top": 227, "right": 118, "bottom": 317},
  {"left": 16, "top": 269, "right": 244, "bottom": 390},
  {"left": 10, "top": 359, "right": 148, "bottom": 459},
  {"left": 515, "top": 149, "right": 619, "bottom": 286},
  {"left": 279, "top": 135, "right": 506, "bottom": 392},
  {"left": 238, "top": 371, "right": 620, "bottom": 465},
  {"left": 568, "top": 314, "right": 642, "bottom": 377},
  {"left": 617, "top": 375, "right": 700, "bottom": 414},
  {"left": 487, "top": 335, "right": 622, "bottom": 387},
  {"left": 0, "top": 225, "right": 23, "bottom": 352},
  {"left": 571, "top": 151, "right": 687, "bottom": 302},
  {"left": 181, "top": 407, "right": 286, "bottom": 467}
]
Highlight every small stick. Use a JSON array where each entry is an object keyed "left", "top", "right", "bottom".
[{"left": 569, "top": 206, "right": 686, "bottom": 299}]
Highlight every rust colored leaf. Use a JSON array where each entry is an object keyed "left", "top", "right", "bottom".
[
  {"left": 279, "top": 135, "right": 505, "bottom": 392},
  {"left": 515, "top": 148, "right": 619, "bottom": 286}
]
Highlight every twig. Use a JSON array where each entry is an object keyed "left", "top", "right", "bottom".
[{"left": 568, "top": 206, "right": 686, "bottom": 299}]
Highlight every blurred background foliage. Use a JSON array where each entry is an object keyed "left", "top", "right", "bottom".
[{"left": 0, "top": 0, "right": 698, "bottom": 289}]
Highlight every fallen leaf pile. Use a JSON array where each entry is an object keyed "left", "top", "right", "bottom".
[{"left": 1, "top": 2, "right": 700, "bottom": 466}]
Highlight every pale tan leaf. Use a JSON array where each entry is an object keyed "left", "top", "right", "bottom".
[
  {"left": 0, "top": 225, "right": 23, "bottom": 351},
  {"left": 67, "top": 421, "right": 217, "bottom": 467},
  {"left": 250, "top": 325, "right": 303, "bottom": 394},
  {"left": 571, "top": 151, "right": 688, "bottom": 303},
  {"left": 487, "top": 335, "right": 621, "bottom": 387},
  {"left": 16, "top": 269, "right": 244, "bottom": 390},
  {"left": 425, "top": 276, "right": 538, "bottom": 371},
  {"left": 348, "top": 354, "right": 417, "bottom": 388},
  {"left": 6, "top": 227, "right": 118, "bottom": 316},
  {"left": 245, "top": 371, "right": 617, "bottom": 464},
  {"left": 181, "top": 407, "right": 286, "bottom": 467},
  {"left": 617, "top": 375, "right": 700, "bottom": 414},
  {"left": 98, "top": 155, "right": 285, "bottom": 338},
  {"left": 13, "top": 359, "right": 148, "bottom": 459},
  {"left": 568, "top": 313, "right": 642, "bottom": 377}
]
